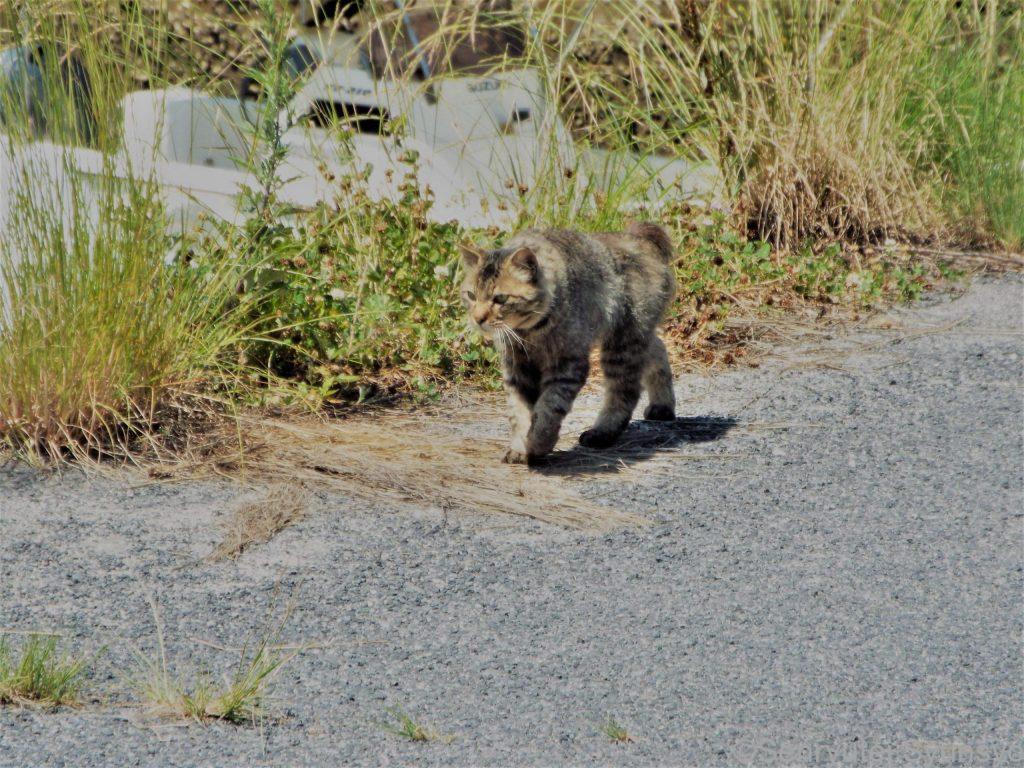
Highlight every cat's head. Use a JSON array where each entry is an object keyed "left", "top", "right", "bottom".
[{"left": 459, "top": 242, "right": 552, "bottom": 336}]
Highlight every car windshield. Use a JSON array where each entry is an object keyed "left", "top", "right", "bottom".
[{"left": 363, "top": 8, "right": 525, "bottom": 80}]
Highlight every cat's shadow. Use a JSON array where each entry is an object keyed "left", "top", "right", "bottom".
[{"left": 536, "top": 416, "right": 738, "bottom": 476}]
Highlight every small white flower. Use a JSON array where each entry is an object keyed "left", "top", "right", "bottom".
[
  {"left": 433, "top": 265, "right": 450, "bottom": 279},
  {"left": 329, "top": 288, "right": 347, "bottom": 301}
]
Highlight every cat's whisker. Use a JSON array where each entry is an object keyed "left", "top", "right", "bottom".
[
  {"left": 492, "top": 327, "right": 507, "bottom": 355},
  {"left": 499, "top": 325, "right": 524, "bottom": 361},
  {"left": 505, "top": 325, "right": 526, "bottom": 351},
  {"left": 497, "top": 323, "right": 525, "bottom": 354}
]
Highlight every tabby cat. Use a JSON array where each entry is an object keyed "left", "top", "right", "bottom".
[{"left": 460, "top": 222, "right": 677, "bottom": 465}]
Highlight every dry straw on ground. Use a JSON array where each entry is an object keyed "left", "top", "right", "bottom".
[
  {"left": 241, "top": 410, "right": 649, "bottom": 531},
  {"left": 161, "top": 397, "right": 651, "bottom": 532},
  {"left": 210, "top": 484, "right": 309, "bottom": 560}
]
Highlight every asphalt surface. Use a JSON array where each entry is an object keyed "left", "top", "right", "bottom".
[{"left": 1, "top": 275, "right": 1022, "bottom": 767}]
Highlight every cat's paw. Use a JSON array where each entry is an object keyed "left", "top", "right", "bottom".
[
  {"left": 501, "top": 447, "right": 530, "bottom": 465},
  {"left": 579, "top": 428, "right": 621, "bottom": 449},
  {"left": 643, "top": 404, "right": 676, "bottom": 421}
]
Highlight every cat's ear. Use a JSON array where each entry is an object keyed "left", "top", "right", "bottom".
[
  {"left": 508, "top": 246, "right": 538, "bottom": 282},
  {"left": 459, "top": 242, "right": 484, "bottom": 269}
]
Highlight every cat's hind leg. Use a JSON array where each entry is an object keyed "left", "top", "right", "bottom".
[
  {"left": 580, "top": 334, "right": 646, "bottom": 448},
  {"left": 642, "top": 336, "right": 675, "bottom": 421}
]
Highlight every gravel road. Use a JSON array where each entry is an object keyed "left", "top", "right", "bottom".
[{"left": 1, "top": 275, "right": 1022, "bottom": 767}]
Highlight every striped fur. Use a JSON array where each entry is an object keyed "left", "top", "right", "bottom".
[{"left": 460, "top": 222, "right": 677, "bottom": 464}]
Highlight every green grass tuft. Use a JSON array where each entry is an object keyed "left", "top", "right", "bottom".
[
  {"left": 381, "top": 706, "right": 451, "bottom": 743},
  {"left": 908, "top": 14, "right": 1024, "bottom": 248},
  {"left": 0, "top": 7, "right": 272, "bottom": 463},
  {"left": 600, "top": 714, "right": 634, "bottom": 743},
  {"left": 0, "top": 634, "right": 91, "bottom": 708},
  {"left": 135, "top": 644, "right": 287, "bottom": 725},
  {"left": 133, "top": 598, "right": 297, "bottom": 725}
]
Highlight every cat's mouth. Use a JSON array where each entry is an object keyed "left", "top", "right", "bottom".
[
  {"left": 474, "top": 322, "right": 501, "bottom": 342},
  {"left": 475, "top": 308, "right": 549, "bottom": 339},
  {"left": 478, "top": 322, "right": 528, "bottom": 351}
]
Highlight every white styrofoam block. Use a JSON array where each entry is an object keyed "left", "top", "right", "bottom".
[{"left": 122, "top": 89, "right": 252, "bottom": 172}]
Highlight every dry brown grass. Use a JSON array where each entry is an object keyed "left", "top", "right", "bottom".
[
  {"left": 209, "top": 484, "right": 309, "bottom": 560},
  {"left": 158, "top": 398, "right": 650, "bottom": 532},
  {"left": 244, "top": 411, "right": 648, "bottom": 531}
]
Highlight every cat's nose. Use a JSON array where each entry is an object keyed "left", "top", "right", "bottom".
[{"left": 471, "top": 306, "right": 490, "bottom": 325}]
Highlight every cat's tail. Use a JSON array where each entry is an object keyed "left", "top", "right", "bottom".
[{"left": 627, "top": 221, "right": 675, "bottom": 263}]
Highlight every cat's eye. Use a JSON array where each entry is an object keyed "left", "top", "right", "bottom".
[
  {"left": 492, "top": 294, "right": 509, "bottom": 305},
  {"left": 465, "top": 290, "right": 476, "bottom": 300}
]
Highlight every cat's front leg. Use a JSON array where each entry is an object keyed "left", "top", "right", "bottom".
[
  {"left": 523, "top": 356, "right": 589, "bottom": 461},
  {"left": 501, "top": 360, "right": 540, "bottom": 465},
  {"left": 502, "top": 385, "right": 534, "bottom": 464}
]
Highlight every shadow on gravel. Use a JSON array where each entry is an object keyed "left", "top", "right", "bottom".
[{"left": 538, "top": 416, "right": 738, "bottom": 476}]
